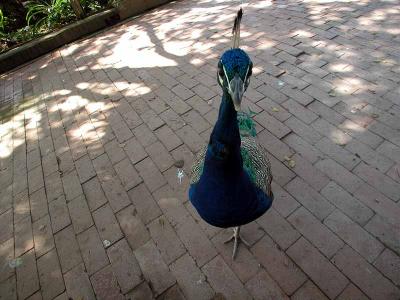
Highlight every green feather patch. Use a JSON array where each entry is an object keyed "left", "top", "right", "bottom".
[{"left": 237, "top": 109, "right": 256, "bottom": 137}]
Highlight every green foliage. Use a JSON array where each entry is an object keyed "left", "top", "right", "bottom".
[
  {"left": 108, "top": 0, "right": 122, "bottom": 8},
  {"left": 1, "top": 25, "right": 39, "bottom": 44},
  {"left": 26, "top": 0, "right": 76, "bottom": 32},
  {"left": 0, "top": 9, "right": 5, "bottom": 31}
]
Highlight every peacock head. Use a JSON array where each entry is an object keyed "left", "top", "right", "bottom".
[
  {"left": 217, "top": 48, "right": 252, "bottom": 111},
  {"left": 217, "top": 8, "right": 252, "bottom": 111}
]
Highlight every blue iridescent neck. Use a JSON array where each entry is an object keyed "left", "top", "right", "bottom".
[{"left": 209, "top": 91, "right": 241, "bottom": 155}]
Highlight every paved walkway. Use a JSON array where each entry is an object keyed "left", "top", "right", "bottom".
[{"left": 1, "top": 0, "right": 400, "bottom": 299}]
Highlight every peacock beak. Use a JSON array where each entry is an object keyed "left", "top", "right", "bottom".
[{"left": 229, "top": 74, "right": 244, "bottom": 111}]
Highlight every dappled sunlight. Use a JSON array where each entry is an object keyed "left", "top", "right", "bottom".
[{"left": 58, "top": 95, "right": 89, "bottom": 112}]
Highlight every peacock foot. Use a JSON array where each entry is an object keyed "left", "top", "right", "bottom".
[{"left": 224, "top": 226, "right": 250, "bottom": 260}]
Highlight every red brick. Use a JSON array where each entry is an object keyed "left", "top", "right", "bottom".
[
  {"left": 146, "top": 141, "right": 174, "bottom": 172},
  {"left": 176, "top": 214, "right": 217, "bottom": 267},
  {"left": 114, "top": 157, "right": 142, "bottom": 191},
  {"left": 77, "top": 226, "right": 109, "bottom": 275},
  {"left": 155, "top": 125, "right": 183, "bottom": 152},
  {"left": 107, "top": 238, "right": 142, "bottom": 293},
  {"left": 62, "top": 170, "right": 83, "bottom": 202},
  {"left": 128, "top": 183, "right": 162, "bottom": 225},
  {"left": 202, "top": 256, "right": 252, "bottom": 300},
  {"left": 49, "top": 195, "right": 71, "bottom": 233},
  {"left": 311, "top": 118, "right": 351, "bottom": 146},
  {"left": 320, "top": 181, "right": 373, "bottom": 226},
  {"left": 289, "top": 207, "right": 343, "bottom": 258},
  {"left": 285, "top": 177, "right": 335, "bottom": 221},
  {"left": 33, "top": 215, "right": 54, "bottom": 258},
  {"left": 64, "top": 263, "right": 95, "bottom": 300},
  {"left": 254, "top": 111, "right": 291, "bottom": 139},
  {"left": 37, "top": 249, "right": 65, "bottom": 300},
  {"left": 101, "top": 177, "right": 131, "bottom": 212},
  {"left": 185, "top": 202, "right": 222, "bottom": 239},
  {"left": 288, "top": 154, "right": 330, "bottom": 191},
  {"left": 257, "top": 208, "right": 300, "bottom": 250},
  {"left": 176, "top": 125, "right": 205, "bottom": 153},
  {"left": 82, "top": 176, "right": 107, "bottom": 212},
  {"left": 257, "top": 84, "right": 288, "bottom": 104},
  {"left": 303, "top": 85, "right": 340, "bottom": 107},
  {"left": 315, "top": 158, "right": 363, "bottom": 194},
  {"left": 135, "top": 157, "right": 167, "bottom": 193},
  {"left": 256, "top": 97, "right": 291, "bottom": 122},
  {"left": 14, "top": 216, "right": 34, "bottom": 257},
  {"left": 364, "top": 214, "right": 400, "bottom": 255},
  {"left": 337, "top": 284, "right": 368, "bottom": 300},
  {"left": 354, "top": 183, "right": 400, "bottom": 226},
  {"left": 0, "top": 209, "right": 13, "bottom": 244},
  {"left": 345, "top": 139, "right": 394, "bottom": 173},
  {"left": 257, "top": 129, "right": 293, "bottom": 162},
  {"left": 340, "top": 119, "right": 383, "bottom": 149},
  {"left": 74, "top": 154, "right": 96, "bottom": 184},
  {"left": 377, "top": 141, "right": 400, "bottom": 164},
  {"left": 308, "top": 100, "right": 346, "bottom": 126},
  {"left": 16, "top": 249, "right": 40, "bottom": 299},
  {"left": 29, "top": 187, "right": 48, "bottom": 222},
  {"left": 284, "top": 117, "right": 322, "bottom": 145},
  {"left": 271, "top": 182, "right": 300, "bottom": 217},
  {"left": 287, "top": 237, "right": 348, "bottom": 299},
  {"left": 170, "top": 253, "right": 214, "bottom": 300},
  {"left": 54, "top": 226, "right": 82, "bottom": 273},
  {"left": 374, "top": 248, "right": 400, "bottom": 287},
  {"left": 150, "top": 215, "right": 185, "bottom": 262},
  {"left": 132, "top": 124, "right": 157, "bottom": 147},
  {"left": 332, "top": 245, "right": 400, "bottom": 300},
  {"left": 44, "top": 172, "right": 64, "bottom": 203},
  {"left": 315, "top": 137, "right": 360, "bottom": 170},
  {"left": 92, "top": 204, "right": 123, "bottom": 247},
  {"left": 251, "top": 235, "right": 307, "bottom": 295},
  {"left": 245, "top": 270, "right": 288, "bottom": 300},
  {"left": 182, "top": 110, "right": 211, "bottom": 134},
  {"left": 140, "top": 109, "right": 165, "bottom": 131},
  {"left": 91, "top": 264, "right": 124, "bottom": 300},
  {"left": 134, "top": 240, "right": 176, "bottom": 296},
  {"left": 212, "top": 230, "right": 260, "bottom": 283},
  {"left": 354, "top": 162, "right": 400, "bottom": 201},
  {"left": 123, "top": 137, "right": 147, "bottom": 165},
  {"left": 282, "top": 133, "right": 323, "bottom": 164},
  {"left": 0, "top": 276, "right": 16, "bottom": 300},
  {"left": 291, "top": 280, "right": 329, "bottom": 300},
  {"left": 160, "top": 109, "right": 186, "bottom": 131},
  {"left": 116, "top": 205, "right": 150, "bottom": 250},
  {"left": 282, "top": 99, "right": 318, "bottom": 124},
  {"left": 68, "top": 194, "right": 93, "bottom": 234},
  {"left": 324, "top": 209, "right": 384, "bottom": 262},
  {"left": 104, "top": 139, "right": 126, "bottom": 165},
  {"left": 268, "top": 154, "right": 296, "bottom": 187},
  {"left": 125, "top": 281, "right": 153, "bottom": 300}
]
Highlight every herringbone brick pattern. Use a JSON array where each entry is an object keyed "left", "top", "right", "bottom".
[{"left": 1, "top": 0, "right": 400, "bottom": 299}]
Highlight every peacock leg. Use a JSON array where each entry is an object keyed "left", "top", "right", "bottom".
[{"left": 223, "top": 226, "right": 250, "bottom": 259}]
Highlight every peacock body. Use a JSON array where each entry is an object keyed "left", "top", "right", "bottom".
[{"left": 188, "top": 9, "right": 274, "bottom": 235}]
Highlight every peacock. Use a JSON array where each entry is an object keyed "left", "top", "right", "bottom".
[{"left": 189, "top": 8, "right": 274, "bottom": 259}]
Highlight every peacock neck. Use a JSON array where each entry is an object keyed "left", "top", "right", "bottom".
[{"left": 209, "top": 91, "right": 241, "bottom": 157}]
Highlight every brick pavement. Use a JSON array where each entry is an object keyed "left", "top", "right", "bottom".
[{"left": 1, "top": 0, "right": 400, "bottom": 299}]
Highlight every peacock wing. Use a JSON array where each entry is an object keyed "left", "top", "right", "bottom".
[
  {"left": 240, "top": 136, "right": 273, "bottom": 198},
  {"left": 190, "top": 145, "right": 208, "bottom": 184}
]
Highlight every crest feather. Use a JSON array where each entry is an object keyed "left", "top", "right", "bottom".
[{"left": 232, "top": 8, "right": 243, "bottom": 48}]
